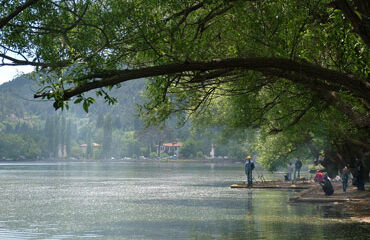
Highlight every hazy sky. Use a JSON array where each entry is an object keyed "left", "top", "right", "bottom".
[{"left": 0, "top": 65, "right": 34, "bottom": 85}]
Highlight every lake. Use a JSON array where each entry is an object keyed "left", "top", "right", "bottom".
[{"left": 0, "top": 161, "right": 368, "bottom": 239}]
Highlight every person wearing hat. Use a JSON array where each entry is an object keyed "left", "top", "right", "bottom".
[{"left": 244, "top": 156, "right": 255, "bottom": 187}]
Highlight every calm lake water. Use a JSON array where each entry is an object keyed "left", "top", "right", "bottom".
[{"left": 0, "top": 161, "right": 368, "bottom": 240}]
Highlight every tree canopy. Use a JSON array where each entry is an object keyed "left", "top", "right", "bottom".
[{"left": 1, "top": 0, "right": 369, "bottom": 170}]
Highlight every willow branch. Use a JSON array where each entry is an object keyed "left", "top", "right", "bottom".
[
  {"left": 34, "top": 57, "right": 369, "bottom": 105},
  {"left": 332, "top": 0, "right": 370, "bottom": 47},
  {"left": 0, "top": 0, "right": 39, "bottom": 29}
]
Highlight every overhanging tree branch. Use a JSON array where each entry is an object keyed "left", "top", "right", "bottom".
[
  {"left": 266, "top": 69, "right": 370, "bottom": 128},
  {"left": 269, "top": 100, "right": 315, "bottom": 134},
  {"left": 34, "top": 57, "right": 370, "bottom": 106},
  {"left": 332, "top": 0, "right": 370, "bottom": 47},
  {"left": 0, "top": 53, "right": 70, "bottom": 68},
  {"left": 0, "top": 0, "right": 39, "bottom": 29}
]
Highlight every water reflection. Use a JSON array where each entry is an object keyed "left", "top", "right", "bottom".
[{"left": 0, "top": 162, "right": 368, "bottom": 240}]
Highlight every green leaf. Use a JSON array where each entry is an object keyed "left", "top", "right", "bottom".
[
  {"left": 83, "top": 101, "right": 89, "bottom": 113},
  {"left": 74, "top": 98, "right": 83, "bottom": 104}
]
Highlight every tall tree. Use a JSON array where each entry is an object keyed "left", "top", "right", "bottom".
[
  {"left": 1, "top": 1, "right": 369, "bottom": 169},
  {"left": 102, "top": 114, "right": 112, "bottom": 159},
  {"left": 65, "top": 119, "right": 71, "bottom": 158},
  {"left": 53, "top": 115, "right": 59, "bottom": 158},
  {"left": 44, "top": 115, "right": 54, "bottom": 158},
  {"left": 86, "top": 126, "right": 92, "bottom": 159},
  {"left": 60, "top": 114, "right": 66, "bottom": 158}
]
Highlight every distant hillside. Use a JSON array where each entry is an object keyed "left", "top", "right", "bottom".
[
  {"left": 0, "top": 75, "right": 55, "bottom": 119},
  {"left": 0, "top": 74, "right": 151, "bottom": 160},
  {"left": 0, "top": 74, "right": 240, "bottom": 161},
  {"left": 0, "top": 74, "right": 146, "bottom": 129}
]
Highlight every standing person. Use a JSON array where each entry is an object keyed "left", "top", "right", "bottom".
[
  {"left": 287, "top": 162, "right": 293, "bottom": 181},
  {"left": 244, "top": 156, "right": 255, "bottom": 187},
  {"left": 355, "top": 158, "right": 365, "bottom": 191},
  {"left": 294, "top": 157, "right": 303, "bottom": 181},
  {"left": 341, "top": 165, "right": 350, "bottom": 193}
]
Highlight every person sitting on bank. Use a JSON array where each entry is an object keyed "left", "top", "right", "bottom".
[
  {"left": 320, "top": 175, "right": 334, "bottom": 196},
  {"left": 244, "top": 156, "right": 255, "bottom": 187},
  {"left": 314, "top": 170, "right": 324, "bottom": 183}
]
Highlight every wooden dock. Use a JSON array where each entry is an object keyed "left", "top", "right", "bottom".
[
  {"left": 231, "top": 184, "right": 310, "bottom": 190},
  {"left": 230, "top": 181, "right": 313, "bottom": 190}
]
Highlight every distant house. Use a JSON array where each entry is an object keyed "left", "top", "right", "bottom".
[
  {"left": 92, "top": 142, "right": 101, "bottom": 147},
  {"left": 80, "top": 142, "right": 101, "bottom": 159},
  {"left": 80, "top": 143, "right": 88, "bottom": 148},
  {"left": 158, "top": 142, "right": 183, "bottom": 156}
]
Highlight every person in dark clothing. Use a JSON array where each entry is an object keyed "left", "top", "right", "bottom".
[
  {"left": 244, "top": 156, "right": 255, "bottom": 187},
  {"left": 320, "top": 175, "right": 334, "bottom": 196},
  {"left": 341, "top": 165, "right": 350, "bottom": 193},
  {"left": 294, "top": 157, "right": 302, "bottom": 181},
  {"left": 355, "top": 158, "right": 365, "bottom": 191}
]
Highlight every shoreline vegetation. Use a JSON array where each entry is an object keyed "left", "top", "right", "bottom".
[
  {"left": 231, "top": 180, "right": 370, "bottom": 224},
  {"left": 0, "top": 157, "right": 239, "bottom": 163}
]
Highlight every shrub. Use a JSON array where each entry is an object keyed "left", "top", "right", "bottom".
[{"left": 196, "top": 151, "right": 204, "bottom": 159}]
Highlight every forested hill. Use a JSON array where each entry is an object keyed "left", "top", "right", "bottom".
[
  {"left": 0, "top": 75, "right": 55, "bottom": 118},
  {"left": 0, "top": 75, "right": 248, "bottom": 161},
  {"left": 0, "top": 75, "right": 145, "bottom": 129},
  {"left": 0, "top": 75, "right": 149, "bottom": 160}
]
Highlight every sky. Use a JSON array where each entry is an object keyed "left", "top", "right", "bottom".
[{"left": 0, "top": 65, "right": 34, "bottom": 85}]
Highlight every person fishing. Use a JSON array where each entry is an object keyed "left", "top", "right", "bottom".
[{"left": 244, "top": 156, "right": 255, "bottom": 187}]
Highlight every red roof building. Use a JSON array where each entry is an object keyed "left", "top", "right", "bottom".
[{"left": 158, "top": 142, "right": 183, "bottom": 157}]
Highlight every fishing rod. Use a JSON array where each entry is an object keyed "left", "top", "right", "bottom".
[{"left": 252, "top": 157, "right": 266, "bottom": 183}]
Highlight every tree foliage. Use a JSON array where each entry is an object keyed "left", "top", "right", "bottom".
[
  {"left": 1, "top": 0, "right": 369, "bottom": 169},
  {"left": 0, "top": 133, "right": 41, "bottom": 159}
]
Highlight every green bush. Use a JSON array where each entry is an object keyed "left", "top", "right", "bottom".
[
  {"left": 70, "top": 145, "right": 83, "bottom": 158},
  {"left": 196, "top": 151, "right": 204, "bottom": 159},
  {"left": 180, "top": 138, "right": 200, "bottom": 158}
]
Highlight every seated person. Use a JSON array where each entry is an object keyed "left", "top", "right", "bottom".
[
  {"left": 314, "top": 170, "right": 324, "bottom": 183},
  {"left": 320, "top": 175, "right": 334, "bottom": 196},
  {"left": 284, "top": 174, "right": 289, "bottom": 181}
]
